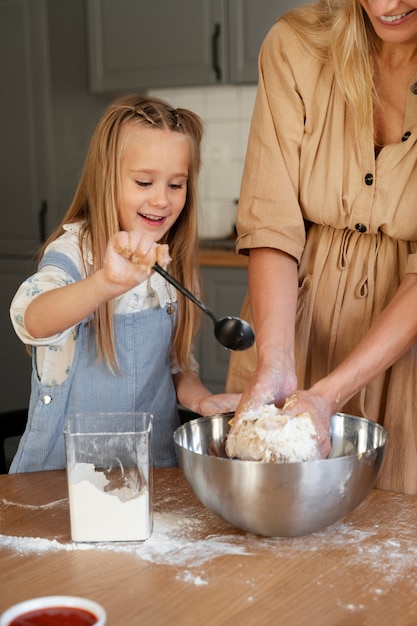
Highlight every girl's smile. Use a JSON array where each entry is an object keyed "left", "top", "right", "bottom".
[{"left": 118, "top": 123, "right": 190, "bottom": 241}]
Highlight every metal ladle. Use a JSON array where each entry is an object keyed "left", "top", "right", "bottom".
[{"left": 153, "top": 263, "right": 255, "bottom": 351}]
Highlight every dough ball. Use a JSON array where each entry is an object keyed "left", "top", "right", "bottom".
[{"left": 225, "top": 404, "right": 320, "bottom": 463}]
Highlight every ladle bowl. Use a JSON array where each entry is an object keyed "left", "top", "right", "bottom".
[
  {"left": 213, "top": 316, "right": 254, "bottom": 351},
  {"left": 153, "top": 263, "right": 255, "bottom": 351}
]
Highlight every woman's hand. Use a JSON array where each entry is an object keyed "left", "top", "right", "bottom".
[
  {"left": 230, "top": 362, "right": 297, "bottom": 432},
  {"left": 278, "top": 390, "right": 333, "bottom": 459}
]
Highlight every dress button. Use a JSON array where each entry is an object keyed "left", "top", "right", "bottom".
[
  {"left": 41, "top": 394, "right": 52, "bottom": 405},
  {"left": 364, "top": 173, "right": 374, "bottom": 185},
  {"left": 166, "top": 304, "right": 175, "bottom": 315},
  {"left": 402, "top": 131, "right": 412, "bottom": 141},
  {"left": 411, "top": 82, "right": 417, "bottom": 95},
  {"left": 355, "top": 223, "right": 367, "bottom": 233}
]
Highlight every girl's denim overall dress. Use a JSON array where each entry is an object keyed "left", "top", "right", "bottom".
[{"left": 10, "top": 251, "right": 180, "bottom": 472}]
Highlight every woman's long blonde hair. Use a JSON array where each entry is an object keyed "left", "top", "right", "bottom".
[
  {"left": 281, "top": 0, "right": 381, "bottom": 128},
  {"left": 40, "top": 94, "right": 204, "bottom": 372}
]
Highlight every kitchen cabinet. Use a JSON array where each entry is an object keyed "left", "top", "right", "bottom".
[
  {"left": 0, "top": 260, "right": 35, "bottom": 413},
  {"left": 86, "top": 0, "right": 284, "bottom": 92},
  {"left": 0, "top": 0, "right": 53, "bottom": 411},
  {"left": 0, "top": 0, "right": 53, "bottom": 257},
  {"left": 228, "top": 0, "right": 301, "bottom": 83},
  {"left": 196, "top": 265, "right": 248, "bottom": 393}
]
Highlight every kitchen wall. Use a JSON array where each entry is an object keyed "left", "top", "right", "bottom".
[
  {"left": 47, "top": 1, "right": 258, "bottom": 239},
  {"left": 148, "top": 85, "right": 257, "bottom": 239}
]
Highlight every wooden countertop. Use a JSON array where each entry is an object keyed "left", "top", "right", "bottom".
[
  {"left": 1, "top": 469, "right": 417, "bottom": 625},
  {"left": 199, "top": 247, "right": 248, "bottom": 268}
]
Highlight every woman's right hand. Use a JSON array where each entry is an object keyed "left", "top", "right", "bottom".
[
  {"left": 230, "top": 248, "right": 299, "bottom": 431},
  {"left": 230, "top": 360, "right": 297, "bottom": 433}
]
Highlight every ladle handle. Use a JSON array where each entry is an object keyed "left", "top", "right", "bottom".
[{"left": 153, "top": 263, "right": 217, "bottom": 324}]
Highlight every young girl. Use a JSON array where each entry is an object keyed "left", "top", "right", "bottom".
[{"left": 10, "top": 94, "right": 240, "bottom": 473}]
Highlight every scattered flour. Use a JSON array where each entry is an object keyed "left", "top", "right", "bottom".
[
  {"left": 2, "top": 492, "right": 417, "bottom": 602},
  {"left": 176, "top": 570, "right": 208, "bottom": 586},
  {"left": 1, "top": 498, "right": 67, "bottom": 510},
  {"left": 2, "top": 504, "right": 417, "bottom": 587},
  {"left": 0, "top": 510, "right": 249, "bottom": 572}
]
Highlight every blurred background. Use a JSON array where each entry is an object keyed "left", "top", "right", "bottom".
[{"left": 0, "top": 0, "right": 300, "bottom": 424}]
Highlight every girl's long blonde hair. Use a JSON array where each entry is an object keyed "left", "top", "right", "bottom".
[
  {"left": 281, "top": 0, "right": 381, "bottom": 128},
  {"left": 40, "top": 94, "right": 204, "bottom": 372}
]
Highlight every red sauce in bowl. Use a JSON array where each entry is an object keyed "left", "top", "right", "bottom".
[{"left": 9, "top": 606, "right": 97, "bottom": 625}]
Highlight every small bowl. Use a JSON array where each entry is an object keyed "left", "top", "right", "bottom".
[
  {"left": 0, "top": 596, "right": 106, "bottom": 625},
  {"left": 174, "top": 412, "right": 387, "bottom": 537}
]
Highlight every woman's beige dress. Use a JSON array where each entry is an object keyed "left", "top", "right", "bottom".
[{"left": 226, "top": 13, "right": 417, "bottom": 495}]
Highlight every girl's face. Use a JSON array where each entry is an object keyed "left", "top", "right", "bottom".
[
  {"left": 118, "top": 123, "right": 191, "bottom": 241},
  {"left": 359, "top": 0, "right": 417, "bottom": 44}
]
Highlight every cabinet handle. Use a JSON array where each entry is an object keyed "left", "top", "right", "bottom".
[
  {"left": 211, "top": 23, "right": 222, "bottom": 81},
  {"left": 39, "top": 200, "right": 48, "bottom": 243}
]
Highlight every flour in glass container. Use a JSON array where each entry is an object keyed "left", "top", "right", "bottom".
[{"left": 68, "top": 462, "right": 151, "bottom": 542}]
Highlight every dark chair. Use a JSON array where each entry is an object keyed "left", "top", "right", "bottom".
[
  {"left": 0, "top": 408, "right": 28, "bottom": 473},
  {"left": 178, "top": 406, "right": 200, "bottom": 425}
]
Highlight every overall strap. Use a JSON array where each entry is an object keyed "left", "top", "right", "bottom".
[{"left": 39, "top": 250, "right": 83, "bottom": 282}]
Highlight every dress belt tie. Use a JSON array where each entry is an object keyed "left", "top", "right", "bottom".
[{"left": 337, "top": 227, "right": 381, "bottom": 299}]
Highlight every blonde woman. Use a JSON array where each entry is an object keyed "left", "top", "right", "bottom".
[
  {"left": 10, "top": 94, "right": 239, "bottom": 472},
  {"left": 227, "top": 0, "right": 417, "bottom": 494}
]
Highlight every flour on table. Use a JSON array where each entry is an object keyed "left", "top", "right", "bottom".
[
  {"left": 226, "top": 404, "right": 320, "bottom": 462},
  {"left": 176, "top": 570, "right": 208, "bottom": 586},
  {"left": 0, "top": 509, "right": 249, "bottom": 566},
  {"left": 3, "top": 501, "right": 417, "bottom": 603}
]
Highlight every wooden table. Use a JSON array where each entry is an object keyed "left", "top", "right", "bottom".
[{"left": 1, "top": 470, "right": 417, "bottom": 626}]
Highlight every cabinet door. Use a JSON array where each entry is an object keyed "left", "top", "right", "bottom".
[
  {"left": 198, "top": 267, "right": 247, "bottom": 394},
  {"left": 87, "top": 0, "right": 228, "bottom": 92},
  {"left": 0, "top": 0, "right": 53, "bottom": 256},
  {"left": 228, "top": 0, "right": 300, "bottom": 83},
  {"left": 0, "top": 259, "right": 35, "bottom": 412}
]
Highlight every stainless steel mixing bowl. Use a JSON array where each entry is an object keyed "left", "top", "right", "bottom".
[{"left": 174, "top": 412, "right": 387, "bottom": 537}]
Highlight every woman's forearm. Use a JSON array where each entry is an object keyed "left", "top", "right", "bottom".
[
  {"left": 311, "top": 272, "right": 417, "bottom": 412},
  {"left": 248, "top": 248, "right": 299, "bottom": 367}
]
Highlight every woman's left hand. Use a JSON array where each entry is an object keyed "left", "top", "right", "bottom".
[{"left": 278, "top": 390, "right": 333, "bottom": 459}]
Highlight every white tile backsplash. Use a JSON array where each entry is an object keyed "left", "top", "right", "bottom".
[
  {"left": 149, "top": 84, "right": 257, "bottom": 238},
  {"left": 199, "top": 199, "right": 238, "bottom": 239}
]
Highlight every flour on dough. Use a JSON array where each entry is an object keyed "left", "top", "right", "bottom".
[{"left": 225, "top": 404, "right": 320, "bottom": 463}]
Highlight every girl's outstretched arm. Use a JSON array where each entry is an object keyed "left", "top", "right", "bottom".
[
  {"left": 173, "top": 370, "right": 241, "bottom": 416},
  {"left": 24, "top": 231, "right": 163, "bottom": 339}
]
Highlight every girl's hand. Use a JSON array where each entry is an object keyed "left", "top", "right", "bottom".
[
  {"left": 197, "top": 393, "right": 241, "bottom": 417},
  {"left": 103, "top": 231, "right": 170, "bottom": 291}
]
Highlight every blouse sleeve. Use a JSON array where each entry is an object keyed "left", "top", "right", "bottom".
[
  {"left": 10, "top": 265, "right": 77, "bottom": 346},
  {"left": 235, "top": 20, "right": 311, "bottom": 262}
]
